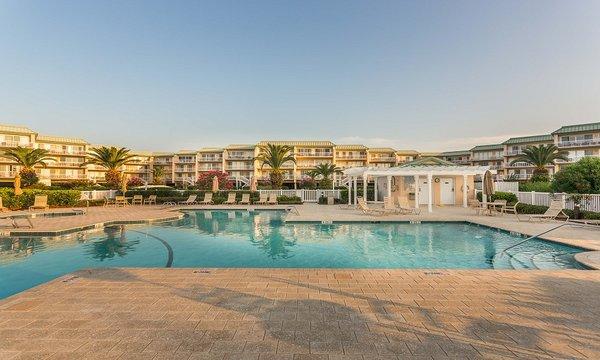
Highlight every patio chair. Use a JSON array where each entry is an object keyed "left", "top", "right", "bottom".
[
  {"left": 503, "top": 201, "right": 519, "bottom": 216},
  {"left": 104, "top": 196, "right": 115, "bottom": 207},
  {"left": 29, "top": 195, "right": 49, "bottom": 211},
  {"left": 255, "top": 193, "right": 268, "bottom": 205},
  {"left": 199, "top": 193, "right": 213, "bottom": 205},
  {"left": 491, "top": 200, "right": 507, "bottom": 214},
  {"left": 178, "top": 194, "right": 197, "bottom": 205},
  {"left": 396, "top": 196, "right": 421, "bottom": 215},
  {"left": 357, "top": 197, "right": 392, "bottom": 216},
  {"left": 224, "top": 193, "right": 237, "bottom": 205},
  {"left": 0, "top": 197, "right": 9, "bottom": 212},
  {"left": 519, "top": 199, "right": 569, "bottom": 222},
  {"left": 131, "top": 195, "right": 143, "bottom": 205},
  {"left": 383, "top": 196, "right": 402, "bottom": 214},
  {"left": 469, "top": 199, "right": 489, "bottom": 216},
  {"left": 143, "top": 195, "right": 157, "bottom": 205},
  {"left": 115, "top": 195, "right": 128, "bottom": 207},
  {"left": 239, "top": 193, "right": 251, "bottom": 205},
  {"left": 267, "top": 193, "right": 278, "bottom": 205}
]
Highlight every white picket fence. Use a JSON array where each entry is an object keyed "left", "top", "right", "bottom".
[
  {"left": 258, "top": 189, "right": 341, "bottom": 203},
  {"left": 79, "top": 190, "right": 118, "bottom": 200},
  {"left": 474, "top": 181, "right": 519, "bottom": 192},
  {"left": 480, "top": 189, "right": 600, "bottom": 213}
]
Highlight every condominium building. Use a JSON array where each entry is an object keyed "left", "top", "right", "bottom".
[
  {"left": 1, "top": 120, "right": 599, "bottom": 185},
  {"left": 502, "top": 135, "right": 554, "bottom": 180},
  {"left": 552, "top": 122, "right": 600, "bottom": 170}
]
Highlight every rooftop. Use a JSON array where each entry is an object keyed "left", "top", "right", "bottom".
[
  {"left": 367, "top": 147, "right": 396, "bottom": 153},
  {"left": 470, "top": 144, "right": 503, "bottom": 151},
  {"left": 36, "top": 134, "right": 88, "bottom": 145},
  {"left": 225, "top": 144, "right": 255, "bottom": 150},
  {"left": 503, "top": 134, "right": 553, "bottom": 145},
  {"left": 552, "top": 121, "right": 600, "bottom": 135},
  {"left": 334, "top": 144, "right": 367, "bottom": 150},
  {"left": 0, "top": 123, "right": 35, "bottom": 135},
  {"left": 441, "top": 150, "right": 471, "bottom": 156},
  {"left": 258, "top": 140, "right": 335, "bottom": 147}
]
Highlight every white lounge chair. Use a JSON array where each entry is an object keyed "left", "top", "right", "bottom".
[
  {"left": 267, "top": 194, "right": 278, "bottom": 205},
  {"left": 357, "top": 197, "right": 393, "bottom": 216},
  {"left": 131, "top": 195, "right": 143, "bottom": 205},
  {"left": 29, "top": 195, "right": 49, "bottom": 211},
  {"left": 255, "top": 193, "right": 268, "bottom": 205},
  {"left": 224, "top": 193, "right": 237, "bottom": 205},
  {"left": 518, "top": 199, "right": 569, "bottom": 222},
  {"left": 0, "top": 197, "right": 9, "bottom": 212},
  {"left": 396, "top": 196, "right": 421, "bottom": 215},
  {"left": 178, "top": 194, "right": 197, "bottom": 205},
  {"left": 239, "top": 193, "right": 251, "bottom": 205},
  {"left": 143, "top": 195, "right": 157, "bottom": 205},
  {"left": 199, "top": 193, "right": 213, "bottom": 205}
]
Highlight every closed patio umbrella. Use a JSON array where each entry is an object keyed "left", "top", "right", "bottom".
[
  {"left": 250, "top": 176, "right": 257, "bottom": 192},
  {"left": 14, "top": 174, "right": 22, "bottom": 196},
  {"left": 483, "top": 170, "right": 494, "bottom": 200},
  {"left": 121, "top": 178, "right": 127, "bottom": 195},
  {"left": 212, "top": 176, "right": 219, "bottom": 193}
]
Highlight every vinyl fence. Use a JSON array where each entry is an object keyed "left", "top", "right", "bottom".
[
  {"left": 79, "top": 190, "right": 118, "bottom": 200},
  {"left": 258, "top": 189, "right": 341, "bottom": 203},
  {"left": 474, "top": 181, "right": 519, "bottom": 192},
  {"left": 509, "top": 191, "right": 600, "bottom": 213}
]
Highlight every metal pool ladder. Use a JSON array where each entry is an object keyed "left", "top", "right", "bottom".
[{"left": 498, "top": 223, "right": 568, "bottom": 257}]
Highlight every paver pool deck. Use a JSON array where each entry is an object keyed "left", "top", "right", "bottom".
[
  {"left": 1, "top": 268, "right": 599, "bottom": 359},
  {"left": 2, "top": 204, "right": 600, "bottom": 359}
]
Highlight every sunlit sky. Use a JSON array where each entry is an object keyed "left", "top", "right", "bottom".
[{"left": 1, "top": 0, "right": 599, "bottom": 152}]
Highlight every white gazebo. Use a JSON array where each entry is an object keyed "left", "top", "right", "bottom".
[{"left": 343, "top": 157, "right": 494, "bottom": 213}]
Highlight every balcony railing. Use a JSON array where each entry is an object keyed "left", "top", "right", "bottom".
[
  {"left": 199, "top": 167, "right": 223, "bottom": 171},
  {"left": 369, "top": 157, "right": 396, "bottom": 162},
  {"left": 336, "top": 155, "right": 367, "bottom": 160},
  {"left": 37, "top": 173, "right": 87, "bottom": 180},
  {"left": 0, "top": 171, "right": 16, "bottom": 178},
  {"left": 46, "top": 149, "right": 87, "bottom": 156},
  {"left": 226, "top": 166, "right": 254, "bottom": 170},
  {"left": 505, "top": 150, "right": 524, "bottom": 156},
  {"left": 176, "top": 159, "right": 196, "bottom": 164},
  {"left": 506, "top": 162, "right": 533, "bottom": 168},
  {"left": 226, "top": 155, "right": 254, "bottom": 160},
  {"left": 557, "top": 138, "right": 600, "bottom": 148},
  {"left": 47, "top": 162, "right": 85, "bottom": 167},
  {"left": 504, "top": 173, "right": 532, "bottom": 180},
  {"left": 199, "top": 157, "right": 222, "bottom": 162},
  {"left": 296, "top": 152, "right": 333, "bottom": 157},
  {"left": 557, "top": 155, "right": 600, "bottom": 163},
  {"left": 0, "top": 142, "right": 33, "bottom": 148}
]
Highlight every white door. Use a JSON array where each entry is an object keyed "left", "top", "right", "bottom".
[
  {"left": 418, "top": 178, "right": 429, "bottom": 205},
  {"left": 441, "top": 178, "right": 455, "bottom": 205}
]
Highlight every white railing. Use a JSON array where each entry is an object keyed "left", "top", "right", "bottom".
[
  {"left": 258, "top": 189, "right": 341, "bottom": 203},
  {"left": 505, "top": 190, "right": 600, "bottom": 213},
  {"left": 474, "top": 181, "right": 519, "bottom": 192},
  {"left": 80, "top": 190, "right": 118, "bottom": 201},
  {"left": 557, "top": 138, "right": 600, "bottom": 148}
]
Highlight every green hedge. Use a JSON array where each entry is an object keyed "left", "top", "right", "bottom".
[
  {"left": 514, "top": 203, "right": 600, "bottom": 220},
  {"left": 519, "top": 182, "right": 553, "bottom": 192},
  {"left": 276, "top": 195, "right": 302, "bottom": 204},
  {"left": 0, "top": 189, "right": 81, "bottom": 210},
  {"left": 476, "top": 191, "right": 518, "bottom": 204}
]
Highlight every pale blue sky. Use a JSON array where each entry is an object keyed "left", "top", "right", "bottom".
[{"left": 1, "top": 0, "right": 599, "bottom": 151}]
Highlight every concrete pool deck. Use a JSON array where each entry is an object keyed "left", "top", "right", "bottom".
[{"left": 1, "top": 268, "right": 599, "bottom": 359}]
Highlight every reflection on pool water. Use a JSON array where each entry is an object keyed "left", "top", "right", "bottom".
[{"left": 0, "top": 210, "right": 586, "bottom": 299}]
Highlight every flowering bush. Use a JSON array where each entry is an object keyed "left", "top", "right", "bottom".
[
  {"left": 127, "top": 177, "right": 145, "bottom": 187},
  {"left": 20, "top": 168, "right": 39, "bottom": 187},
  {"left": 196, "top": 171, "right": 233, "bottom": 190}
]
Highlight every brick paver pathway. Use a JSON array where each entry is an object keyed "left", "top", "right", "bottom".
[{"left": 1, "top": 268, "right": 599, "bottom": 359}]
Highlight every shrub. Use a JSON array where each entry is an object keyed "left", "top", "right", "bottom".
[
  {"left": 515, "top": 203, "right": 548, "bottom": 214},
  {"left": 318, "top": 196, "right": 342, "bottom": 205},
  {"left": 519, "top": 181, "right": 553, "bottom": 193},
  {"left": 53, "top": 180, "right": 99, "bottom": 190},
  {"left": 196, "top": 171, "right": 233, "bottom": 190},
  {"left": 476, "top": 191, "right": 518, "bottom": 204},
  {"left": 552, "top": 157, "right": 600, "bottom": 194},
  {"left": 299, "top": 178, "right": 317, "bottom": 189},
  {"left": 276, "top": 195, "right": 302, "bottom": 204},
  {"left": 20, "top": 168, "right": 39, "bottom": 187},
  {"left": 0, "top": 189, "right": 81, "bottom": 209},
  {"left": 127, "top": 177, "right": 145, "bottom": 187}
]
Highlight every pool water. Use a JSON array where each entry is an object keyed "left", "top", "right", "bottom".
[{"left": 0, "top": 210, "right": 585, "bottom": 299}]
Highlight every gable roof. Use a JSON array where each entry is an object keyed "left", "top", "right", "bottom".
[
  {"left": 399, "top": 157, "right": 456, "bottom": 167},
  {"left": 471, "top": 144, "right": 503, "bottom": 151},
  {"left": 335, "top": 144, "right": 367, "bottom": 150},
  {"left": 503, "top": 134, "right": 553, "bottom": 145},
  {"left": 441, "top": 150, "right": 471, "bottom": 156},
  {"left": 552, "top": 122, "right": 600, "bottom": 135},
  {"left": 0, "top": 123, "right": 35, "bottom": 135}
]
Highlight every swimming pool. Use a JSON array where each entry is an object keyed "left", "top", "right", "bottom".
[{"left": 0, "top": 210, "right": 586, "bottom": 299}]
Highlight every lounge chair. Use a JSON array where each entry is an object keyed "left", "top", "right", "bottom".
[
  {"left": 519, "top": 199, "right": 569, "bottom": 222},
  {"left": 115, "top": 196, "right": 128, "bottom": 207},
  {"left": 143, "top": 195, "right": 157, "bottom": 205},
  {"left": 469, "top": 199, "right": 489, "bottom": 216},
  {"left": 255, "top": 193, "right": 268, "bottom": 205},
  {"left": 383, "top": 196, "right": 402, "bottom": 214},
  {"left": 104, "top": 196, "right": 115, "bottom": 207},
  {"left": 0, "top": 197, "right": 9, "bottom": 212},
  {"left": 0, "top": 214, "right": 33, "bottom": 228},
  {"left": 503, "top": 201, "right": 519, "bottom": 216},
  {"left": 131, "top": 195, "right": 143, "bottom": 205},
  {"left": 267, "top": 194, "right": 278, "bottom": 205},
  {"left": 178, "top": 194, "right": 197, "bottom": 205},
  {"left": 29, "top": 195, "right": 49, "bottom": 211},
  {"left": 224, "top": 193, "right": 237, "bottom": 205},
  {"left": 199, "top": 193, "right": 213, "bottom": 205},
  {"left": 357, "top": 197, "right": 393, "bottom": 216},
  {"left": 396, "top": 196, "right": 421, "bottom": 215},
  {"left": 239, "top": 193, "right": 251, "bottom": 205}
]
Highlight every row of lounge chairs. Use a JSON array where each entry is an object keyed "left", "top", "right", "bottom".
[
  {"left": 471, "top": 199, "right": 570, "bottom": 222},
  {"left": 177, "top": 193, "right": 279, "bottom": 205},
  {"left": 356, "top": 196, "right": 420, "bottom": 216}
]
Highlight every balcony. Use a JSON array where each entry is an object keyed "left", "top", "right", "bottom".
[
  {"left": 296, "top": 151, "right": 333, "bottom": 157},
  {"left": 557, "top": 155, "right": 600, "bottom": 163},
  {"left": 557, "top": 138, "right": 600, "bottom": 148},
  {"left": 336, "top": 155, "right": 367, "bottom": 160},
  {"left": 199, "top": 156, "right": 222, "bottom": 162},
  {"left": 0, "top": 171, "right": 16, "bottom": 178},
  {"left": 226, "top": 165, "right": 254, "bottom": 171},
  {"left": 47, "top": 162, "right": 85, "bottom": 168},
  {"left": 505, "top": 150, "right": 524, "bottom": 156},
  {"left": 154, "top": 160, "right": 172, "bottom": 165},
  {"left": 369, "top": 156, "right": 396, "bottom": 162},
  {"left": 46, "top": 149, "right": 87, "bottom": 156},
  {"left": 199, "top": 167, "right": 223, "bottom": 172},
  {"left": 504, "top": 173, "right": 532, "bottom": 180},
  {"left": 0, "top": 142, "right": 33, "bottom": 148},
  {"left": 506, "top": 162, "right": 533, "bottom": 168},
  {"left": 176, "top": 159, "right": 196, "bottom": 164},
  {"left": 38, "top": 173, "right": 87, "bottom": 180},
  {"left": 226, "top": 155, "right": 254, "bottom": 160}
]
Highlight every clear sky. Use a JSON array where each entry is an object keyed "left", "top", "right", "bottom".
[{"left": 1, "top": 0, "right": 599, "bottom": 152}]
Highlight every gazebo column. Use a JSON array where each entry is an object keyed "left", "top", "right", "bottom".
[
  {"left": 363, "top": 175, "right": 368, "bottom": 202},
  {"left": 374, "top": 177, "right": 378, "bottom": 202},
  {"left": 427, "top": 173, "right": 433, "bottom": 213},
  {"left": 347, "top": 176, "right": 352, "bottom": 206},
  {"left": 353, "top": 177, "right": 358, "bottom": 206},
  {"left": 414, "top": 175, "right": 419, "bottom": 209},
  {"left": 387, "top": 176, "right": 392, "bottom": 200},
  {"left": 462, "top": 174, "right": 468, "bottom": 208}
]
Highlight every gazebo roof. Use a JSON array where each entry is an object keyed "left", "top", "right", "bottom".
[
  {"left": 343, "top": 157, "right": 492, "bottom": 177},
  {"left": 399, "top": 157, "right": 456, "bottom": 167}
]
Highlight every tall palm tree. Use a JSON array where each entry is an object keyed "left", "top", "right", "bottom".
[
  {"left": 1, "top": 147, "right": 55, "bottom": 187},
  {"left": 84, "top": 146, "right": 136, "bottom": 188},
  {"left": 510, "top": 144, "right": 568, "bottom": 180},
  {"left": 255, "top": 144, "right": 296, "bottom": 189},
  {"left": 311, "top": 163, "right": 341, "bottom": 189}
]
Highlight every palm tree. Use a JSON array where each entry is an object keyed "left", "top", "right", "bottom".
[
  {"left": 84, "top": 146, "right": 136, "bottom": 188},
  {"left": 510, "top": 144, "right": 568, "bottom": 181},
  {"left": 1, "top": 147, "right": 55, "bottom": 187},
  {"left": 152, "top": 166, "right": 165, "bottom": 185},
  {"left": 255, "top": 144, "right": 296, "bottom": 189},
  {"left": 311, "top": 163, "right": 341, "bottom": 189}
]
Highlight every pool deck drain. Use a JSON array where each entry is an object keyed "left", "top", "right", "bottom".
[{"left": 1, "top": 268, "right": 599, "bottom": 359}]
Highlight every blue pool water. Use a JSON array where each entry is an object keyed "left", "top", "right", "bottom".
[{"left": 0, "top": 210, "right": 585, "bottom": 299}]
